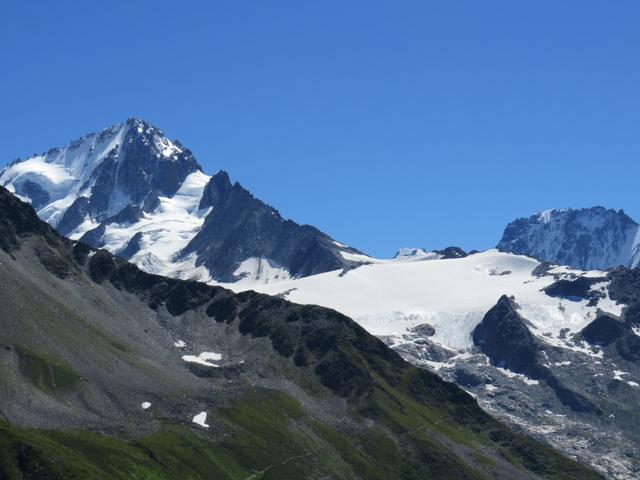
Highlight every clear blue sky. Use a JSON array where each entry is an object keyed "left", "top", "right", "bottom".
[{"left": 1, "top": 1, "right": 639, "bottom": 257}]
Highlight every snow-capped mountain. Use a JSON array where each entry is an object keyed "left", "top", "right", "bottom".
[
  {"left": 498, "top": 207, "right": 640, "bottom": 270},
  {"left": 243, "top": 250, "right": 640, "bottom": 478},
  {"left": 4, "top": 119, "right": 640, "bottom": 477},
  {"left": 0, "top": 118, "right": 365, "bottom": 283}
]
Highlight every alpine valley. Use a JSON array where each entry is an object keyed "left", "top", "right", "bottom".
[{"left": 2, "top": 119, "right": 640, "bottom": 479}]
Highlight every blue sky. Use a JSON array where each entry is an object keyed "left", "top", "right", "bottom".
[{"left": 1, "top": 1, "right": 639, "bottom": 257}]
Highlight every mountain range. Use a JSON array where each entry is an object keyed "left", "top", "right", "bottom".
[
  {"left": 3, "top": 118, "right": 638, "bottom": 283},
  {"left": 2, "top": 118, "right": 640, "bottom": 478},
  {"left": 0, "top": 185, "right": 602, "bottom": 479}
]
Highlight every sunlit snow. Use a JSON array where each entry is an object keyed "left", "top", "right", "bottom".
[
  {"left": 241, "top": 249, "right": 624, "bottom": 354},
  {"left": 182, "top": 352, "right": 222, "bottom": 367},
  {"left": 232, "top": 257, "right": 291, "bottom": 286},
  {"left": 192, "top": 411, "right": 209, "bottom": 428}
]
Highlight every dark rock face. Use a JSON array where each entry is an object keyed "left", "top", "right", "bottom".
[
  {"left": 473, "top": 296, "right": 540, "bottom": 376},
  {"left": 544, "top": 277, "right": 607, "bottom": 305},
  {"left": 579, "top": 314, "right": 628, "bottom": 347},
  {"left": 616, "top": 335, "right": 640, "bottom": 363},
  {"left": 79, "top": 224, "right": 106, "bottom": 249},
  {"left": 141, "top": 191, "right": 161, "bottom": 213},
  {"left": 83, "top": 151, "right": 119, "bottom": 217},
  {"left": 183, "top": 171, "right": 366, "bottom": 281},
  {"left": 607, "top": 268, "right": 640, "bottom": 363},
  {"left": 411, "top": 323, "right": 436, "bottom": 337},
  {"left": 57, "top": 197, "right": 91, "bottom": 236},
  {"left": 116, "top": 121, "right": 200, "bottom": 201},
  {"left": 454, "top": 367, "right": 491, "bottom": 388},
  {"left": 20, "top": 180, "right": 50, "bottom": 210},
  {"left": 105, "top": 205, "right": 143, "bottom": 225},
  {"left": 118, "top": 231, "right": 144, "bottom": 260},
  {"left": 545, "top": 277, "right": 597, "bottom": 299},
  {"left": 472, "top": 296, "right": 602, "bottom": 415},
  {"left": 608, "top": 267, "right": 640, "bottom": 326},
  {"left": 498, "top": 207, "right": 640, "bottom": 270},
  {"left": 199, "top": 170, "right": 233, "bottom": 210}
]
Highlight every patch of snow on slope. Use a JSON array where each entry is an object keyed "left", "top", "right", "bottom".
[
  {"left": 232, "top": 257, "right": 291, "bottom": 285},
  {"left": 192, "top": 411, "right": 209, "bottom": 428},
  {"left": 496, "top": 367, "right": 540, "bottom": 385},
  {"left": 153, "top": 134, "right": 183, "bottom": 159},
  {"left": 614, "top": 370, "right": 629, "bottom": 381},
  {"left": 182, "top": 352, "right": 222, "bottom": 367},
  {"left": 339, "top": 250, "right": 376, "bottom": 263}
]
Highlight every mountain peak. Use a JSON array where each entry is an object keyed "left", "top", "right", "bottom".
[
  {"left": 536, "top": 208, "right": 569, "bottom": 223},
  {"left": 126, "top": 116, "right": 150, "bottom": 126},
  {"left": 125, "top": 117, "right": 168, "bottom": 140},
  {"left": 199, "top": 170, "right": 232, "bottom": 210},
  {"left": 0, "top": 118, "right": 202, "bottom": 234},
  {"left": 2, "top": 121, "right": 364, "bottom": 285},
  {"left": 535, "top": 206, "right": 635, "bottom": 225},
  {"left": 499, "top": 206, "right": 640, "bottom": 270}
]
